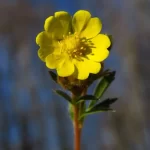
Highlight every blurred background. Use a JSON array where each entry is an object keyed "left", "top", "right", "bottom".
[{"left": 0, "top": 0, "right": 150, "bottom": 150}]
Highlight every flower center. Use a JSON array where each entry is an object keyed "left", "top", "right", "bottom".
[{"left": 58, "top": 33, "right": 93, "bottom": 60}]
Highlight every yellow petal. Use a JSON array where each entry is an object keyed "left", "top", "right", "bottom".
[
  {"left": 44, "top": 16, "right": 64, "bottom": 40},
  {"left": 84, "top": 58, "right": 101, "bottom": 74},
  {"left": 36, "top": 31, "right": 52, "bottom": 46},
  {"left": 74, "top": 60, "right": 89, "bottom": 80},
  {"left": 91, "top": 34, "right": 111, "bottom": 48},
  {"left": 57, "top": 57, "right": 74, "bottom": 77},
  {"left": 74, "top": 58, "right": 101, "bottom": 80},
  {"left": 46, "top": 54, "right": 65, "bottom": 69},
  {"left": 38, "top": 47, "right": 54, "bottom": 62},
  {"left": 72, "top": 10, "right": 91, "bottom": 33},
  {"left": 80, "top": 18, "right": 102, "bottom": 39},
  {"left": 87, "top": 48, "right": 109, "bottom": 62},
  {"left": 87, "top": 34, "right": 110, "bottom": 62},
  {"left": 36, "top": 31, "right": 57, "bottom": 61},
  {"left": 55, "top": 11, "right": 72, "bottom": 35}
]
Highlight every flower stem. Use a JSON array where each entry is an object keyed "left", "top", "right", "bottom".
[
  {"left": 73, "top": 104, "right": 81, "bottom": 150},
  {"left": 72, "top": 88, "right": 87, "bottom": 150}
]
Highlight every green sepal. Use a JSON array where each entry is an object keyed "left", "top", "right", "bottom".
[
  {"left": 76, "top": 95, "right": 98, "bottom": 104},
  {"left": 54, "top": 90, "right": 73, "bottom": 104},
  {"left": 89, "top": 71, "right": 116, "bottom": 108},
  {"left": 48, "top": 71, "right": 57, "bottom": 83}
]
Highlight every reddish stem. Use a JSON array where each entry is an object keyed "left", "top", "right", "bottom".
[
  {"left": 73, "top": 105, "right": 81, "bottom": 150},
  {"left": 73, "top": 88, "right": 87, "bottom": 150}
]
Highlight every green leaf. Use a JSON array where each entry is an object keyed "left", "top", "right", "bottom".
[
  {"left": 48, "top": 71, "right": 57, "bottom": 83},
  {"left": 78, "top": 95, "right": 98, "bottom": 101},
  {"left": 80, "top": 98, "right": 117, "bottom": 119},
  {"left": 76, "top": 95, "right": 98, "bottom": 104},
  {"left": 89, "top": 71, "right": 116, "bottom": 108},
  {"left": 90, "top": 98, "right": 118, "bottom": 111},
  {"left": 80, "top": 108, "right": 114, "bottom": 119},
  {"left": 54, "top": 90, "right": 73, "bottom": 104},
  {"left": 94, "top": 71, "right": 115, "bottom": 98}
]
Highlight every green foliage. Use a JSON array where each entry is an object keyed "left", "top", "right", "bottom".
[
  {"left": 54, "top": 90, "right": 73, "bottom": 104},
  {"left": 94, "top": 71, "right": 115, "bottom": 98},
  {"left": 80, "top": 98, "right": 117, "bottom": 119},
  {"left": 53, "top": 70, "right": 117, "bottom": 123},
  {"left": 76, "top": 95, "right": 98, "bottom": 104},
  {"left": 89, "top": 98, "right": 118, "bottom": 111},
  {"left": 48, "top": 71, "right": 57, "bottom": 83},
  {"left": 89, "top": 71, "right": 115, "bottom": 108}
]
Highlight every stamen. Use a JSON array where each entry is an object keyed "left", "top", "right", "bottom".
[
  {"left": 58, "top": 32, "right": 90, "bottom": 60},
  {"left": 73, "top": 50, "right": 77, "bottom": 52}
]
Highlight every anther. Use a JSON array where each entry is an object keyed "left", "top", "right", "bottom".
[
  {"left": 80, "top": 47, "right": 84, "bottom": 50},
  {"left": 73, "top": 50, "right": 77, "bottom": 52}
]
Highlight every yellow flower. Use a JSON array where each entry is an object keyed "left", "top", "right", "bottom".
[{"left": 36, "top": 10, "right": 110, "bottom": 80}]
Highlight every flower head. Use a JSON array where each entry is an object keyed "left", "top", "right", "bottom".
[{"left": 36, "top": 10, "right": 110, "bottom": 80}]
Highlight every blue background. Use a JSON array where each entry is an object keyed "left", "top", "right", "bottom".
[{"left": 0, "top": 0, "right": 150, "bottom": 150}]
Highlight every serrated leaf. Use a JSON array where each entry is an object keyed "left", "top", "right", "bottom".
[
  {"left": 54, "top": 90, "right": 72, "bottom": 104},
  {"left": 48, "top": 71, "right": 57, "bottom": 83},
  {"left": 90, "top": 98, "right": 117, "bottom": 111},
  {"left": 80, "top": 98, "right": 117, "bottom": 119},
  {"left": 94, "top": 98, "right": 117, "bottom": 108},
  {"left": 89, "top": 71, "right": 116, "bottom": 108},
  {"left": 80, "top": 108, "right": 114, "bottom": 119}
]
